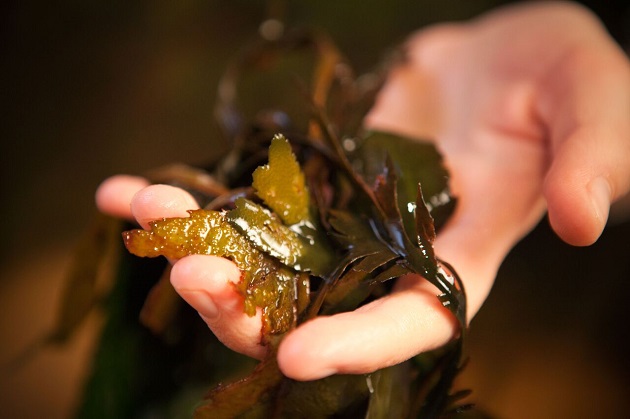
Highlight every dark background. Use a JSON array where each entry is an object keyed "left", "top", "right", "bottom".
[{"left": 1, "top": 1, "right": 630, "bottom": 417}]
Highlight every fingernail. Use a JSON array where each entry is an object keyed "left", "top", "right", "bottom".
[
  {"left": 180, "top": 290, "right": 219, "bottom": 319},
  {"left": 588, "top": 177, "right": 611, "bottom": 226}
]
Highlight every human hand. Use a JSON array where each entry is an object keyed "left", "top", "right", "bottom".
[{"left": 96, "top": 1, "right": 630, "bottom": 381}]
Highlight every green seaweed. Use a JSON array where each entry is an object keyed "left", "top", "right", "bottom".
[{"left": 252, "top": 134, "right": 311, "bottom": 226}]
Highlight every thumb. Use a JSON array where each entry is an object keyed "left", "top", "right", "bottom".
[
  {"left": 543, "top": 131, "right": 618, "bottom": 246},
  {"left": 536, "top": 30, "right": 630, "bottom": 246}
]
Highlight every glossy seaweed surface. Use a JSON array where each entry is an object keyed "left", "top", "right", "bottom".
[{"left": 54, "top": 28, "right": 473, "bottom": 418}]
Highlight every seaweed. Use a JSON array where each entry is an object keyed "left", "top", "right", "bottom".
[{"left": 49, "top": 25, "right": 474, "bottom": 418}]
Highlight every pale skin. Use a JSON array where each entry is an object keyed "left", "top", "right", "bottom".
[{"left": 96, "top": 2, "right": 630, "bottom": 381}]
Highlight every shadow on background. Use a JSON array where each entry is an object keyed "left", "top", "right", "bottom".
[{"left": 2, "top": 1, "right": 630, "bottom": 417}]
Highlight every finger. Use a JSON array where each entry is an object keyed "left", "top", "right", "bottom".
[
  {"left": 278, "top": 275, "right": 457, "bottom": 381},
  {"left": 131, "top": 186, "right": 267, "bottom": 358},
  {"left": 95, "top": 175, "right": 150, "bottom": 220},
  {"left": 538, "top": 33, "right": 630, "bottom": 245},
  {"left": 277, "top": 214, "right": 513, "bottom": 382},
  {"left": 129, "top": 184, "right": 200, "bottom": 229},
  {"left": 170, "top": 255, "right": 265, "bottom": 359},
  {"left": 543, "top": 121, "right": 630, "bottom": 246}
]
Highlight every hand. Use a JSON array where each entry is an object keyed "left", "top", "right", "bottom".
[{"left": 96, "top": 2, "right": 630, "bottom": 380}]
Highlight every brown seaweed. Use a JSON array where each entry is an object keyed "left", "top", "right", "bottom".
[{"left": 49, "top": 25, "right": 472, "bottom": 418}]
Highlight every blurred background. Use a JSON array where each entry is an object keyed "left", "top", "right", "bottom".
[{"left": 2, "top": 1, "right": 630, "bottom": 417}]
